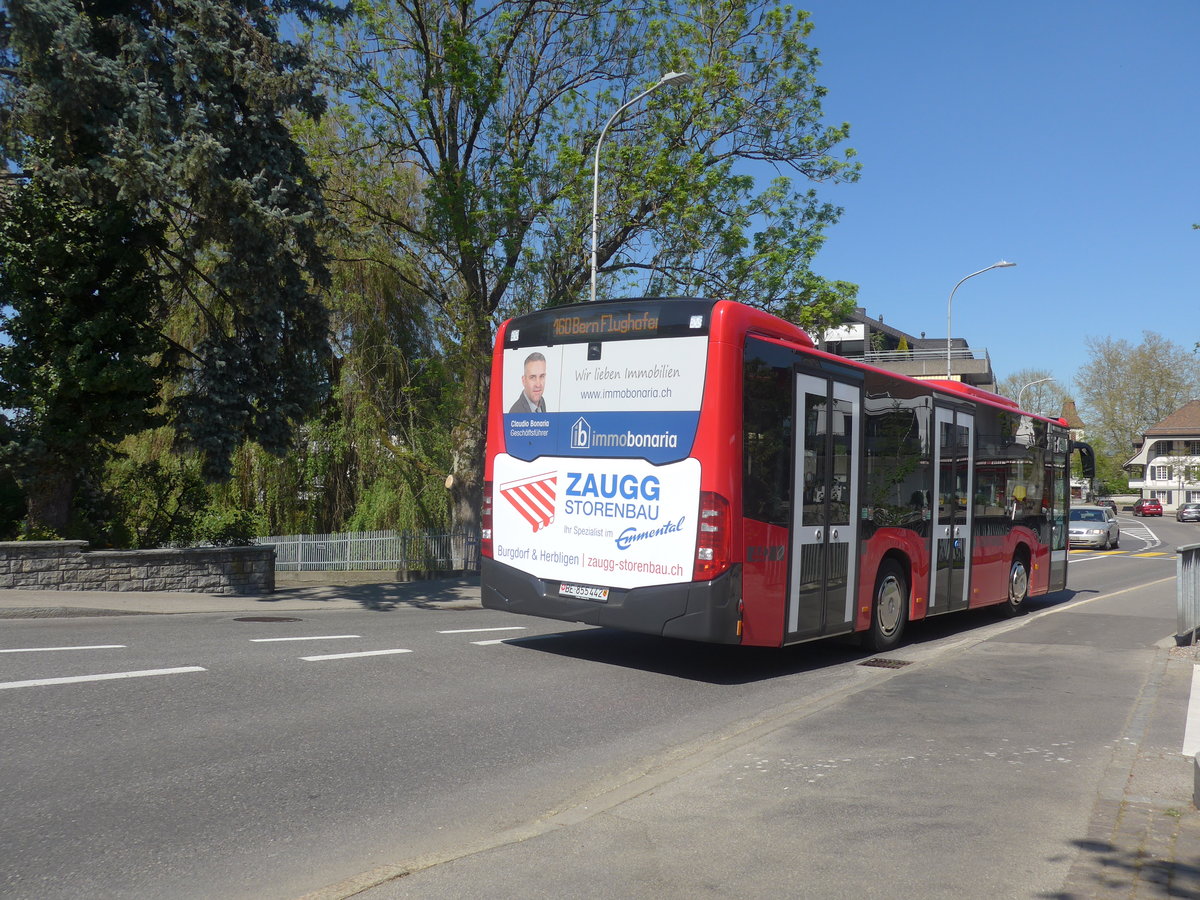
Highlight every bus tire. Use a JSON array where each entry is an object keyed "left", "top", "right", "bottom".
[
  {"left": 864, "top": 560, "right": 907, "bottom": 652},
  {"left": 1000, "top": 555, "right": 1030, "bottom": 618}
]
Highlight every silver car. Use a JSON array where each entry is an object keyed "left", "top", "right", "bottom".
[
  {"left": 1068, "top": 505, "right": 1120, "bottom": 550},
  {"left": 1178, "top": 502, "right": 1200, "bottom": 522}
]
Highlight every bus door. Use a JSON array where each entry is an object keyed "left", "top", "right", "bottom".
[
  {"left": 931, "top": 407, "right": 975, "bottom": 612},
  {"left": 787, "top": 373, "right": 861, "bottom": 642}
]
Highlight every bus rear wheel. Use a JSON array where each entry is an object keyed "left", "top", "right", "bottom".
[
  {"left": 864, "top": 560, "right": 907, "bottom": 652},
  {"left": 1000, "top": 556, "right": 1029, "bottom": 618}
]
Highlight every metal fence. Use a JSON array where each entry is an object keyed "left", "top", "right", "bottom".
[
  {"left": 860, "top": 347, "right": 991, "bottom": 365},
  {"left": 1179, "top": 542, "right": 1200, "bottom": 644},
  {"left": 255, "top": 529, "right": 481, "bottom": 574}
]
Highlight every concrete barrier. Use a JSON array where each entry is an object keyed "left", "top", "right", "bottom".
[
  {"left": 0, "top": 541, "right": 275, "bottom": 595},
  {"left": 1193, "top": 752, "right": 1200, "bottom": 810}
]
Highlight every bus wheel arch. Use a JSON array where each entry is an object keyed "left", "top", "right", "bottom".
[
  {"left": 1000, "top": 549, "right": 1031, "bottom": 618},
  {"left": 863, "top": 556, "right": 909, "bottom": 652}
]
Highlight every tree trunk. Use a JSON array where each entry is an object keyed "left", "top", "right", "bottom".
[
  {"left": 448, "top": 315, "right": 492, "bottom": 535},
  {"left": 22, "top": 466, "right": 75, "bottom": 537}
]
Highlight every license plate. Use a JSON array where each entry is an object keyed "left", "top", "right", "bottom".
[{"left": 560, "top": 583, "right": 609, "bottom": 602}]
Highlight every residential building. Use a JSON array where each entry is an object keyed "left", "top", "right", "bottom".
[
  {"left": 1124, "top": 400, "right": 1200, "bottom": 509},
  {"left": 818, "top": 307, "right": 997, "bottom": 391}
]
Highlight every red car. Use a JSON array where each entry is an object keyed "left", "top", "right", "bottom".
[{"left": 1133, "top": 498, "right": 1163, "bottom": 517}]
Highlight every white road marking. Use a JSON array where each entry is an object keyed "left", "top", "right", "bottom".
[
  {"left": 0, "top": 645, "right": 126, "bottom": 653},
  {"left": 437, "top": 627, "right": 527, "bottom": 634},
  {"left": 250, "top": 635, "right": 361, "bottom": 643},
  {"left": 300, "top": 649, "right": 412, "bottom": 662},
  {"left": 1183, "top": 666, "right": 1200, "bottom": 758},
  {"left": 472, "top": 639, "right": 511, "bottom": 646},
  {"left": 0, "top": 666, "right": 206, "bottom": 690}
]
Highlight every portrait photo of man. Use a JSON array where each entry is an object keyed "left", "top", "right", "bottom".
[{"left": 509, "top": 351, "right": 548, "bottom": 413}]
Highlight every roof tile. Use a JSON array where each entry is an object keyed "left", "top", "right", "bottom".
[{"left": 1144, "top": 399, "right": 1200, "bottom": 435}]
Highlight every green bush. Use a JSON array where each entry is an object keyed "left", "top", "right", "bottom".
[
  {"left": 15, "top": 521, "right": 61, "bottom": 541},
  {"left": 191, "top": 508, "right": 264, "bottom": 547}
]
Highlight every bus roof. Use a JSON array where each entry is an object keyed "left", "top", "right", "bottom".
[{"left": 499, "top": 296, "right": 1064, "bottom": 427}]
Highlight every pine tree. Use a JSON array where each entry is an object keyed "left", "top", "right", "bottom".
[{"left": 1, "top": 0, "right": 341, "bottom": 531}]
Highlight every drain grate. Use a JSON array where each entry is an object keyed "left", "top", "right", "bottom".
[
  {"left": 859, "top": 657, "right": 913, "bottom": 669},
  {"left": 234, "top": 616, "right": 302, "bottom": 623}
]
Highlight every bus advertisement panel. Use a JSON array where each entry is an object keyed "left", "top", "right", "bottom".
[
  {"left": 494, "top": 330, "right": 708, "bottom": 591},
  {"left": 491, "top": 455, "right": 700, "bottom": 591}
]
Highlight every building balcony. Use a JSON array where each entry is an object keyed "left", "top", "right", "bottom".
[{"left": 842, "top": 347, "right": 996, "bottom": 392}]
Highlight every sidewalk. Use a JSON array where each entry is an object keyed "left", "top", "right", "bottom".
[
  {"left": 1058, "top": 636, "right": 1200, "bottom": 898},
  {"left": 0, "top": 575, "right": 483, "bottom": 618}
]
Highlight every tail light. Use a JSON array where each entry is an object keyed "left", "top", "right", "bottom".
[
  {"left": 693, "top": 491, "right": 732, "bottom": 581},
  {"left": 481, "top": 481, "right": 493, "bottom": 558}
]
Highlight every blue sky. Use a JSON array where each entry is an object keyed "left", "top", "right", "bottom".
[{"left": 794, "top": 0, "right": 1198, "bottom": 394}]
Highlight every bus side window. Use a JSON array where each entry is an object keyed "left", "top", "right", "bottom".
[
  {"left": 862, "top": 385, "right": 929, "bottom": 531},
  {"left": 743, "top": 346, "right": 793, "bottom": 527}
]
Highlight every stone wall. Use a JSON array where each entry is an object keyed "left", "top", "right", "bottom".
[{"left": 0, "top": 541, "right": 275, "bottom": 595}]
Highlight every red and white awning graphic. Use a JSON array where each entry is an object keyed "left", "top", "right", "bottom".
[{"left": 499, "top": 471, "right": 557, "bottom": 532}]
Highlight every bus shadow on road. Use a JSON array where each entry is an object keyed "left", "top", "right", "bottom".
[
  {"left": 503, "top": 628, "right": 865, "bottom": 684},
  {"left": 503, "top": 592, "right": 1097, "bottom": 685},
  {"left": 1024, "top": 588, "right": 1093, "bottom": 612}
]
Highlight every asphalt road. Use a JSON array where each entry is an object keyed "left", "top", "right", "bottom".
[{"left": 2, "top": 513, "right": 1196, "bottom": 899}]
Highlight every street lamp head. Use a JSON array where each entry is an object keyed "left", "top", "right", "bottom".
[
  {"left": 658, "top": 71, "right": 695, "bottom": 87},
  {"left": 589, "top": 70, "right": 695, "bottom": 302},
  {"left": 946, "top": 259, "right": 1017, "bottom": 378}
]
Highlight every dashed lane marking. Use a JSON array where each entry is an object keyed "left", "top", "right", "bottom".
[
  {"left": 250, "top": 635, "right": 361, "bottom": 642},
  {"left": 437, "top": 627, "right": 528, "bottom": 634},
  {"left": 0, "top": 666, "right": 206, "bottom": 690},
  {"left": 0, "top": 644, "right": 126, "bottom": 653},
  {"left": 299, "top": 649, "right": 412, "bottom": 662}
]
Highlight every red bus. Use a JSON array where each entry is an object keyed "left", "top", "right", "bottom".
[{"left": 481, "top": 297, "right": 1093, "bottom": 649}]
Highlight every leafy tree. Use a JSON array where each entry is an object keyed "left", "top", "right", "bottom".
[
  {"left": 313, "top": 130, "right": 456, "bottom": 529},
  {"left": 994, "top": 369, "right": 1068, "bottom": 419},
  {"left": 204, "top": 121, "right": 457, "bottom": 536},
  {"left": 0, "top": 0, "right": 339, "bottom": 533},
  {"left": 0, "top": 179, "right": 168, "bottom": 534},
  {"left": 1087, "top": 437, "right": 1130, "bottom": 496},
  {"left": 1074, "top": 333, "right": 1200, "bottom": 459},
  {"left": 104, "top": 447, "right": 212, "bottom": 548},
  {"left": 310, "top": 0, "right": 861, "bottom": 530}
]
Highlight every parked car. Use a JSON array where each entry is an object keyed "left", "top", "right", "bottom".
[
  {"left": 1068, "top": 505, "right": 1121, "bottom": 550},
  {"left": 1132, "top": 498, "right": 1163, "bottom": 517},
  {"left": 1177, "top": 502, "right": 1200, "bottom": 522}
]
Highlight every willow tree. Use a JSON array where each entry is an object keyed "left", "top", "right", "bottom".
[
  {"left": 294, "top": 118, "right": 456, "bottom": 533},
  {"left": 1, "top": 0, "right": 339, "bottom": 532},
  {"left": 311, "top": 0, "right": 860, "bottom": 531}
]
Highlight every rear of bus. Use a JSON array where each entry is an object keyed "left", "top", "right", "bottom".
[{"left": 480, "top": 298, "right": 743, "bottom": 642}]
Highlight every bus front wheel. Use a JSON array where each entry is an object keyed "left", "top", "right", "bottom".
[{"left": 864, "top": 560, "right": 907, "bottom": 652}]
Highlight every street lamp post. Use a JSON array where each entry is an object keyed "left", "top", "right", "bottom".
[
  {"left": 946, "top": 260, "right": 1016, "bottom": 378},
  {"left": 1017, "top": 376, "right": 1054, "bottom": 410},
  {"left": 590, "top": 71, "right": 693, "bottom": 303}
]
